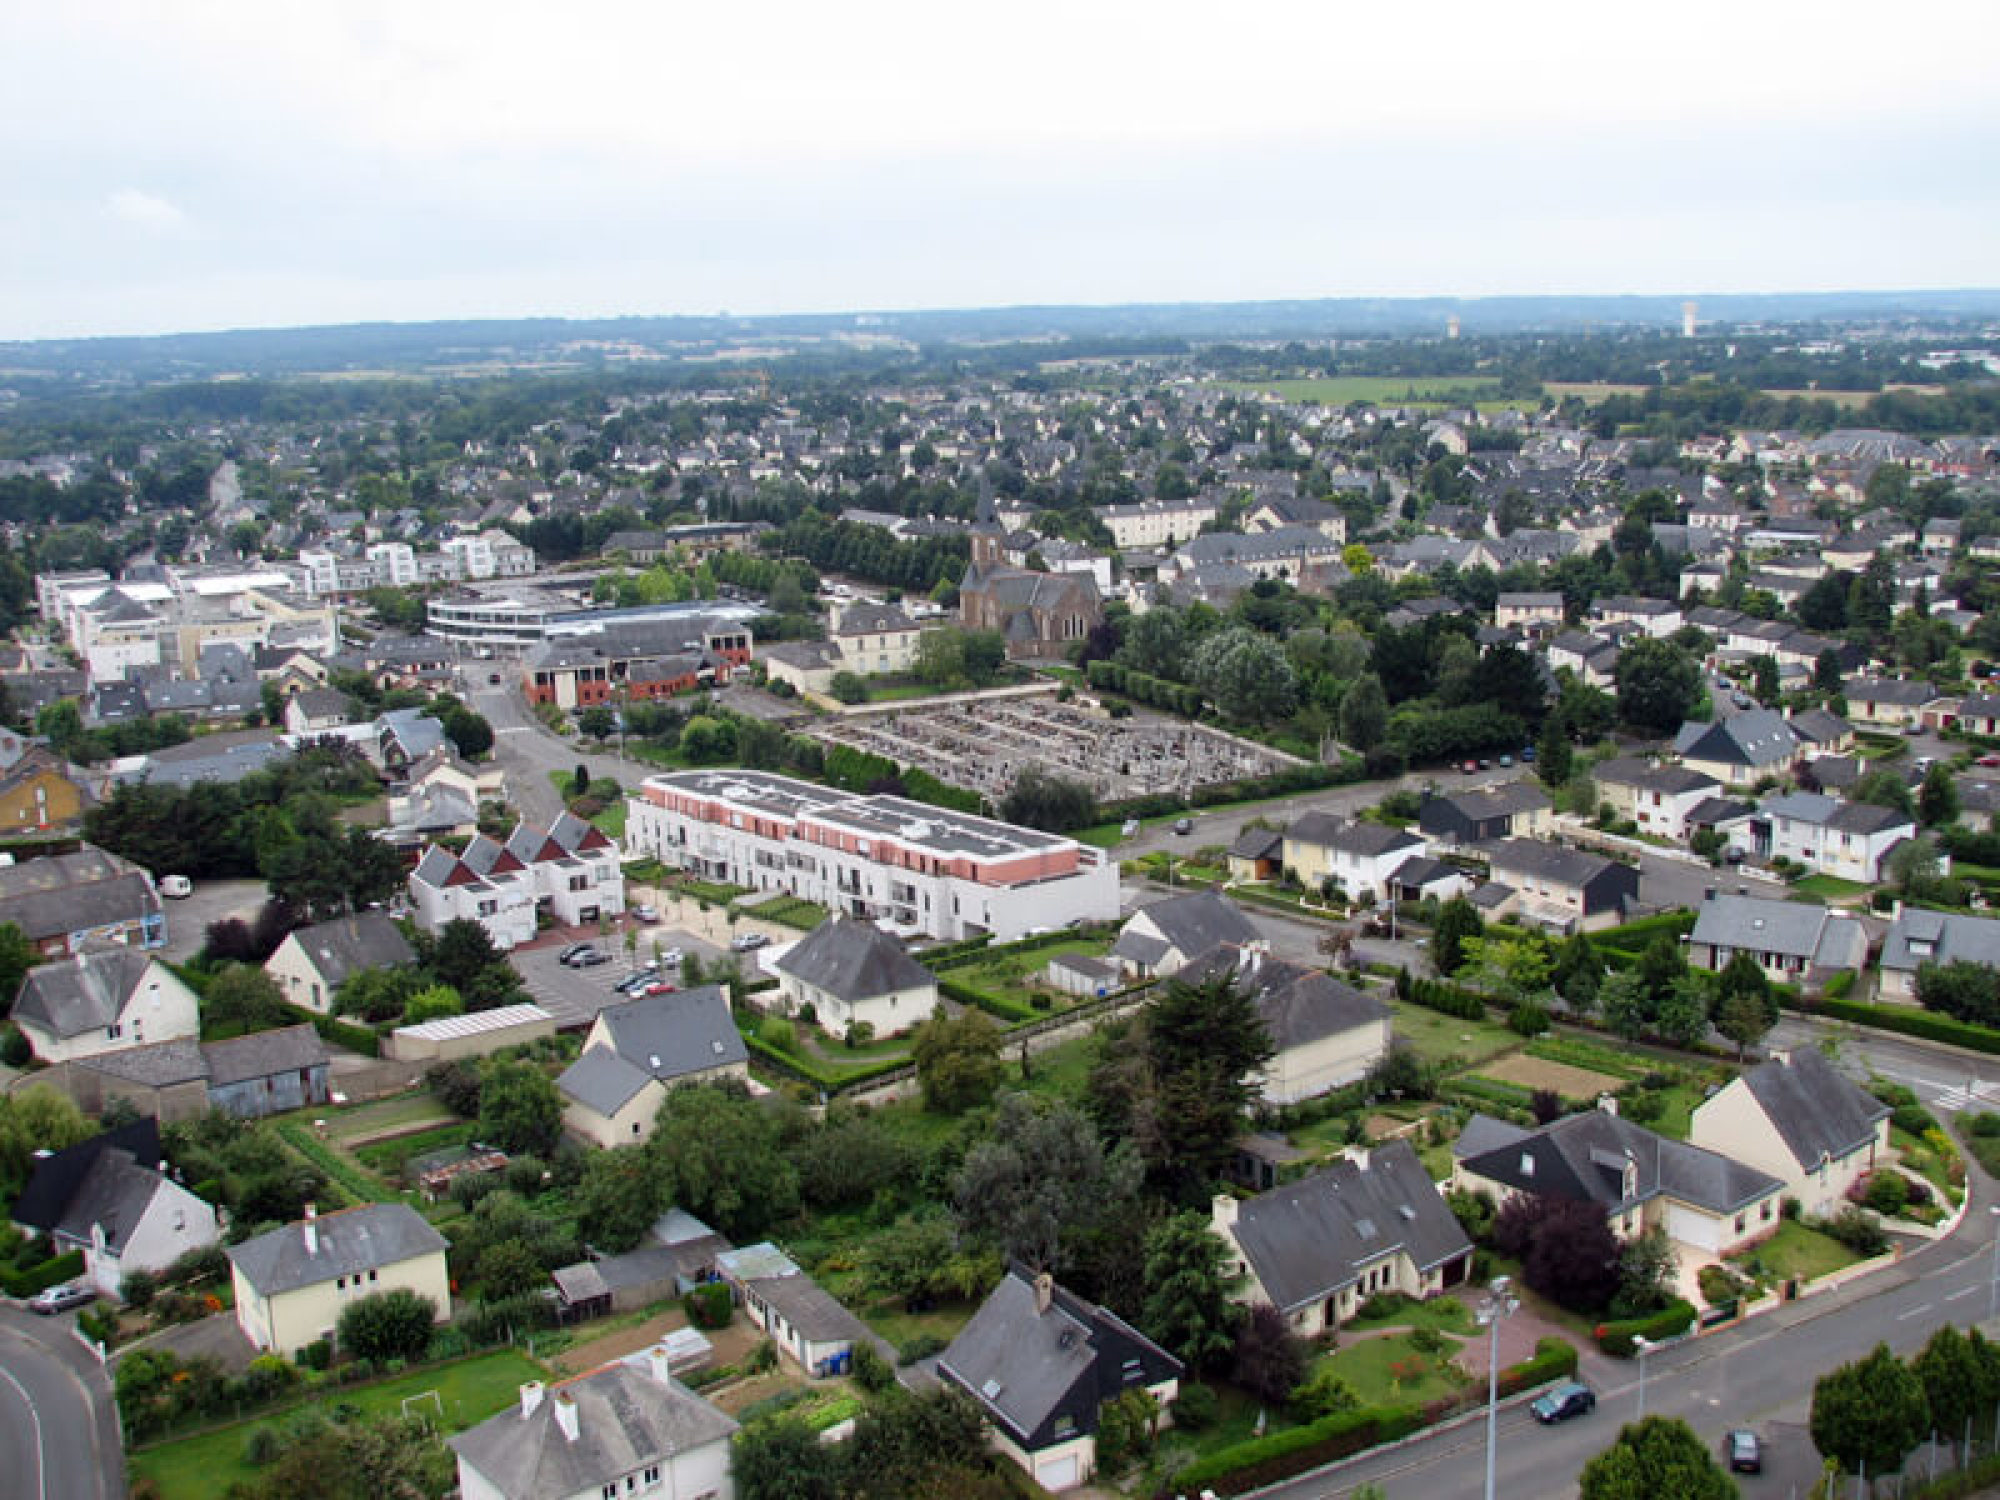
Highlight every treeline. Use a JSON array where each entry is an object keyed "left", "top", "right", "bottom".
[{"left": 766, "top": 514, "right": 968, "bottom": 594}]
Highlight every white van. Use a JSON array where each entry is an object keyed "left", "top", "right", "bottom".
[{"left": 159, "top": 875, "right": 193, "bottom": 899}]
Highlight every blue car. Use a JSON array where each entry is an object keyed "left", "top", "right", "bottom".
[
  {"left": 1521, "top": 745, "right": 1536, "bottom": 763},
  {"left": 1531, "top": 1382, "right": 1595, "bottom": 1424}
]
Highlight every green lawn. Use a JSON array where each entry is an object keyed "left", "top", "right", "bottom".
[
  {"left": 353, "top": 1121, "right": 479, "bottom": 1177},
  {"left": 128, "top": 1350, "right": 545, "bottom": 1500},
  {"left": 1390, "top": 999, "right": 1519, "bottom": 1068},
  {"left": 1640, "top": 1085, "right": 1708, "bottom": 1142},
  {"left": 1794, "top": 873, "right": 1870, "bottom": 901},
  {"left": 1313, "top": 1331, "right": 1470, "bottom": 1409},
  {"left": 1017, "top": 1033, "right": 1100, "bottom": 1102},
  {"left": 738, "top": 893, "right": 828, "bottom": 930},
  {"left": 1730, "top": 1221, "right": 1863, "bottom": 1284},
  {"left": 1214, "top": 376, "right": 1507, "bottom": 409},
  {"left": 545, "top": 772, "right": 625, "bottom": 836},
  {"left": 327, "top": 1094, "right": 458, "bottom": 1144},
  {"left": 1348, "top": 1294, "right": 1476, "bottom": 1335},
  {"left": 1893, "top": 1125, "right": 1966, "bottom": 1207},
  {"left": 941, "top": 937, "right": 1114, "bottom": 998}
]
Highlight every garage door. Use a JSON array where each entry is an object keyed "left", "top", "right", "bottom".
[{"left": 1038, "top": 1453, "right": 1080, "bottom": 1491}]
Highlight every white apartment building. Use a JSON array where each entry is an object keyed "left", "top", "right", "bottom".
[
  {"left": 366, "top": 542, "right": 420, "bottom": 587},
  {"left": 1095, "top": 497, "right": 1219, "bottom": 549},
  {"left": 626, "top": 770, "right": 1119, "bottom": 941},
  {"left": 408, "top": 813, "right": 624, "bottom": 949}
]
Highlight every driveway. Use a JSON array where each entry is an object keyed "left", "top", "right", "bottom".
[
  {"left": 157, "top": 878, "right": 271, "bottom": 963},
  {"left": 114, "top": 1310, "right": 258, "bottom": 1376}
]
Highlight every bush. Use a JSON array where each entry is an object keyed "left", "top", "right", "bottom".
[
  {"left": 1168, "top": 1404, "right": 1424, "bottom": 1496},
  {"left": 1507, "top": 1002, "right": 1551, "bottom": 1037},
  {"left": 1355, "top": 1290, "right": 1414, "bottom": 1322},
  {"left": 1892, "top": 1103, "right": 1940, "bottom": 1137},
  {"left": 681, "top": 1280, "right": 733, "bottom": 1332},
  {"left": 1594, "top": 1300, "right": 1696, "bottom": 1357},
  {"left": 1969, "top": 1111, "right": 2000, "bottom": 1139},
  {"left": 849, "top": 1340, "right": 895, "bottom": 1394},
  {"left": 1807, "top": 994, "right": 2000, "bottom": 1055},
  {"left": 1863, "top": 1172, "right": 1910, "bottom": 1215},
  {"left": 295, "top": 1338, "right": 332, "bottom": 1371},
  {"left": 897, "top": 1332, "right": 947, "bottom": 1366},
  {"left": 121, "top": 1268, "right": 160, "bottom": 1310},
  {"left": 336, "top": 1289, "right": 436, "bottom": 1364},
  {"left": 1697, "top": 1264, "right": 1750, "bottom": 1307},
  {"left": 1172, "top": 1381, "right": 1220, "bottom": 1431},
  {"left": 1818, "top": 1206, "right": 1889, "bottom": 1257}
]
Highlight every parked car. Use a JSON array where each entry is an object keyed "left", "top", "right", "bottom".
[
  {"left": 1725, "top": 1429, "right": 1762, "bottom": 1474},
  {"left": 29, "top": 1283, "right": 94, "bottom": 1315},
  {"left": 1521, "top": 745, "right": 1536, "bottom": 763},
  {"left": 614, "top": 965, "right": 661, "bottom": 994},
  {"left": 1462, "top": 760, "right": 1479, "bottom": 773},
  {"left": 557, "top": 942, "right": 593, "bottom": 965},
  {"left": 1731, "top": 691, "right": 1753, "bottom": 709},
  {"left": 632, "top": 904, "right": 659, "bottom": 923},
  {"left": 1172, "top": 817, "right": 1193, "bottom": 835},
  {"left": 1531, "top": 1381, "right": 1596, "bottom": 1425},
  {"left": 159, "top": 874, "right": 193, "bottom": 899},
  {"left": 659, "top": 947, "right": 687, "bottom": 966},
  {"left": 488, "top": 672, "right": 501, "bottom": 685},
  {"left": 638, "top": 980, "right": 677, "bottom": 997},
  {"left": 731, "top": 933, "right": 768, "bottom": 953},
  {"left": 563, "top": 946, "right": 610, "bottom": 968},
  {"left": 1498, "top": 754, "right": 1514, "bottom": 768},
  {"left": 1978, "top": 755, "right": 2000, "bottom": 768},
  {"left": 1120, "top": 819, "right": 1141, "bottom": 838}
]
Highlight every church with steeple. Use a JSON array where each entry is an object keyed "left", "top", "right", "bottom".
[{"left": 956, "top": 470, "right": 1103, "bottom": 660}]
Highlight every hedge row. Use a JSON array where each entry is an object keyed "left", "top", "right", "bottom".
[
  {"left": 1587, "top": 911, "right": 1698, "bottom": 956},
  {"left": 1443, "top": 1077, "right": 1538, "bottom": 1112},
  {"left": 1594, "top": 1299, "right": 1696, "bottom": 1357},
  {"left": 2, "top": 1250, "right": 84, "bottom": 1298},
  {"left": 1802, "top": 996, "right": 2000, "bottom": 1056},
  {"left": 310, "top": 1011, "right": 380, "bottom": 1058},
  {"left": 1086, "top": 659, "right": 1205, "bottom": 718},
  {"left": 1164, "top": 1339, "right": 1578, "bottom": 1497},
  {"left": 937, "top": 976, "right": 1038, "bottom": 1023},
  {"left": 1407, "top": 977, "right": 1489, "bottom": 1021},
  {"left": 928, "top": 928, "right": 1107, "bottom": 971},
  {"left": 741, "top": 1033, "right": 910, "bottom": 1094}
]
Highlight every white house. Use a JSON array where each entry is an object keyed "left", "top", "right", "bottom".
[
  {"left": 408, "top": 813, "right": 622, "bottom": 948},
  {"left": 1593, "top": 758, "right": 1723, "bottom": 842},
  {"left": 1689, "top": 1050, "right": 1891, "bottom": 1219},
  {"left": 1753, "top": 792, "right": 1914, "bottom": 882},
  {"left": 1110, "top": 888, "right": 1264, "bottom": 979},
  {"left": 11, "top": 1124, "right": 218, "bottom": 1301},
  {"left": 228, "top": 1203, "right": 451, "bottom": 1357},
  {"left": 10, "top": 949, "right": 201, "bottom": 1064},
  {"left": 769, "top": 917, "right": 939, "bottom": 1036},
  {"left": 263, "top": 912, "right": 418, "bottom": 1016},
  {"left": 1281, "top": 811, "right": 1429, "bottom": 903},
  {"left": 448, "top": 1347, "right": 738, "bottom": 1500}
]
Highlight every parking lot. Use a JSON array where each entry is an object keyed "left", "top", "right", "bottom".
[{"left": 510, "top": 922, "right": 733, "bottom": 1031}]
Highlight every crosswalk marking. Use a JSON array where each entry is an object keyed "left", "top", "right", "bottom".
[{"left": 1931, "top": 1079, "right": 2000, "bottom": 1113}]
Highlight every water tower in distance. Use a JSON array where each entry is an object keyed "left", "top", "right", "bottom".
[
  {"left": 1446, "top": 314, "right": 1461, "bottom": 340},
  {"left": 1681, "top": 301, "right": 1698, "bottom": 339}
]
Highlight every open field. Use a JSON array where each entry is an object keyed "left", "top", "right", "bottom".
[
  {"left": 1543, "top": 381, "right": 1653, "bottom": 401},
  {"left": 1388, "top": 998, "right": 1520, "bottom": 1067},
  {"left": 1215, "top": 376, "right": 1508, "bottom": 408},
  {"left": 1476, "top": 1052, "right": 1626, "bottom": 1099},
  {"left": 128, "top": 1350, "right": 545, "bottom": 1500}
]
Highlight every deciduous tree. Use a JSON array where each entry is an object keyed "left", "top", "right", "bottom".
[{"left": 1578, "top": 1416, "right": 1737, "bottom": 1500}]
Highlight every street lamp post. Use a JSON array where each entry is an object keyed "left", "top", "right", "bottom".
[
  {"left": 1478, "top": 1274, "right": 1520, "bottom": 1500},
  {"left": 1633, "top": 1335, "right": 1657, "bottom": 1420},
  {"left": 1988, "top": 1207, "right": 2000, "bottom": 1322}
]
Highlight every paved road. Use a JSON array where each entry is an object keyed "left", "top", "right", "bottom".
[
  {"left": 1770, "top": 1012, "right": 2000, "bottom": 1116},
  {"left": 469, "top": 676, "right": 637, "bottom": 828},
  {"left": 0, "top": 1306, "right": 122, "bottom": 1500},
  {"left": 1262, "top": 1173, "right": 2000, "bottom": 1500}
]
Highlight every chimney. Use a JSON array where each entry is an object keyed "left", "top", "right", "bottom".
[
  {"left": 519, "top": 1381, "right": 545, "bottom": 1419},
  {"left": 553, "top": 1391, "right": 580, "bottom": 1443},
  {"left": 1033, "top": 1272, "right": 1054, "bottom": 1316},
  {"left": 302, "top": 1203, "right": 318, "bottom": 1256},
  {"left": 646, "top": 1341, "right": 674, "bottom": 1388}
]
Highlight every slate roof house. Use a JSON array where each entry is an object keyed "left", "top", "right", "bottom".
[
  {"left": 1417, "top": 783, "right": 1553, "bottom": 848},
  {"left": 1176, "top": 946, "right": 1392, "bottom": 1104},
  {"left": 449, "top": 1348, "right": 739, "bottom": 1500},
  {"left": 769, "top": 916, "right": 939, "bottom": 1037},
  {"left": 1453, "top": 1104, "right": 1785, "bottom": 1258},
  {"left": 556, "top": 987, "right": 749, "bottom": 1148},
  {"left": 1593, "top": 758, "right": 1722, "bottom": 842},
  {"left": 1878, "top": 909, "right": 2000, "bottom": 1003},
  {"left": 229, "top": 1202, "right": 451, "bottom": 1357},
  {"left": 1481, "top": 839, "right": 1639, "bottom": 933},
  {"left": 263, "top": 912, "right": 418, "bottom": 1016},
  {"left": 1690, "top": 1049, "right": 1891, "bottom": 1218},
  {"left": 1673, "top": 710, "right": 1802, "bottom": 786},
  {"left": 11, "top": 948, "right": 200, "bottom": 1064},
  {"left": 10, "top": 1118, "right": 218, "bottom": 1300},
  {"left": 0, "top": 846, "right": 165, "bottom": 956},
  {"left": 1687, "top": 891, "right": 1869, "bottom": 985},
  {"left": 939, "top": 1265, "right": 1183, "bottom": 1493},
  {"left": 1210, "top": 1138, "right": 1472, "bottom": 1339},
  {"left": 1110, "top": 889, "right": 1263, "bottom": 979},
  {"left": 1280, "top": 812, "right": 1428, "bottom": 903},
  {"left": 1752, "top": 791, "right": 1914, "bottom": 883}
]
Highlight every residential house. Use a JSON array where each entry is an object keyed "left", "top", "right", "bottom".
[
  {"left": 1593, "top": 758, "right": 1723, "bottom": 842},
  {"left": 1110, "top": 889, "right": 1262, "bottom": 980},
  {"left": 408, "top": 843, "right": 539, "bottom": 950},
  {"left": 11, "top": 948, "right": 200, "bottom": 1064},
  {"left": 830, "top": 601, "right": 926, "bottom": 677},
  {"left": 769, "top": 917, "right": 939, "bottom": 1037},
  {"left": 1244, "top": 494, "right": 1348, "bottom": 544},
  {"left": 229, "top": 1203, "right": 451, "bottom": 1357},
  {"left": 556, "top": 987, "right": 749, "bottom": 1148},
  {"left": 0, "top": 846, "right": 166, "bottom": 956},
  {"left": 1591, "top": 595, "right": 1683, "bottom": 638},
  {"left": 448, "top": 1351, "right": 738, "bottom": 1500},
  {"left": 282, "top": 687, "right": 351, "bottom": 736},
  {"left": 1544, "top": 630, "right": 1621, "bottom": 688},
  {"left": 1753, "top": 792, "right": 1913, "bottom": 882},
  {"left": 9, "top": 1119, "right": 218, "bottom": 1300},
  {"left": 1686, "top": 892, "right": 1869, "bottom": 985},
  {"left": 726, "top": 1248, "right": 884, "bottom": 1380},
  {"left": 1177, "top": 946, "right": 1393, "bottom": 1104},
  {"left": 1959, "top": 693, "right": 2000, "bottom": 738},
  {"left": 1281, "top": 812, "right": 1428, "bottom": 903},
  {"left": 1878, "top": 909, "right": 2000, "bottom": 1003},
  {"left": 1672, "top": 710, "right": 1802, "bottom": 786},
  {"left": 1788, "top": 708, "right": 1855, "bottom": 757},
  {"left": 408, "top": 815, "right": 622, "bottom": 948},
  {"left": 1495, "top": 592, "right": 1566, "bottom": 634},
  {"left": 1844, "top": 677, "right": 1947, "bottom": 730},
  {"left": 0, "top": 740, "right": 90, "bottom": 832},
  {"left": 1226, "top": 826, "right": 1284, "bottom": 882},
  {"left": 1095, "top": 497, "right": 1217, "bottom": 549},
  {"left": 1453, "top": 1104, "right": 1785, "bottom": 1257},
  {"left": 264, "top": 912, "right": 418, "bottom": 1016},
  {"left": 1482, "top": 840, "right": 1639, "bottom": 933},
  {"left": 1417, "top": 784, "right": 1553, "bottom": 848},
  {"left": 1689, "top": 1049, "right": 1891, "bottom": 1218},
  {"left": 1210, "top": 1139, "right": 1473, "bottom": 1338},
  {"left": 939, "top": 1265, "right": 1183, "bottom": 1493}
]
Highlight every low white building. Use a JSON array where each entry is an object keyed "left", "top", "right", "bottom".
[
  {"left": 11, "top": 949, "right": 201, "bottom": 1064},
  {"left": 769, "top": 917, "right": 939, "bottom": 1036},
  {"left": 228, "top": 1203, "right": 451, "bottom": 1358},
  {"left": 1754, "top": 792, "right": 1914, "bottom": 883}
]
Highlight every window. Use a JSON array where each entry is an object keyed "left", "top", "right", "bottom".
[
  {"left": 604, "top": 1486, "right": 619, "bottom": 1500},
  {"left": 1734, "top": 1214, "right": 1745, "bottom": 1234},
  {"left": 643, "top": 1467, "right": 660, "bottom": 1485}
]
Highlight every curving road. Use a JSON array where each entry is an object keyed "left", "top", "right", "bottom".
[{"left": 0, "top": 1306, "right": 123, "bottom": 1500}]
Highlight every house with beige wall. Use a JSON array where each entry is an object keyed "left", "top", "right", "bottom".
[
  {"left": 1689, "top": 1050, "right": 1891, "bottom": 1219},
  {"left": 11, "top": 949, "right": 200, "bottom": 1064},
  {"left": 556, "top": 986, "right": 749, "bottom": 1148},
  {"left": 769, "top": 917, "right": 939, "bottom": 1037},
  {"left": 228, "top": 1203, "right": 450, "bottom": 1357},
  {"left": 1175, "top": 946, "right": 1392, "bottom": 1105},
  {"left": 263, "top": 912, "right": 416, "bottom": 1016}
]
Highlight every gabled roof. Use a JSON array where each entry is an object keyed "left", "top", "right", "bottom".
[
  {"left": 1226, "top": 1139, "right": 1471, "bottom": 1313},
  {"left": 1119, "top": 889, "right": 1259, "bottom": 962},
  {"left": 228, "top": 1202, "right": 446, "bottom": 1296},
  {"left": 592, "top": 985, "right": 748, "bottom": 1083},
  {"left": 1734, "top": 1050, "right": 1890, "bottom": 1171},
  {"left": 549, "top": 811, "right": 613, "bottom": 855},
  {"left": 447, "top": 1360, "right": 737, "bottom": 1499},
  {"left": 201, "top": 1024, "right": 329, "bottom": 1088},
  {"left": 1424, "top": 782, "right": 1553, "bottom": 823},
  {"left": 13, "top": 948, "right": 159, "bottom": 1039},
  {"left": 278, "top": 913, "right": 416, "bottom": 990},
  {"left": 1880, "top": 909, "right": 2000, "bottom": 974},
  {"left": 413, "top": 845, "right": 480, "bottom": 889},
  {"left": 48, "top": 1147, "right": 188, "bottom": 1255},
  {"left": 556, "top": 1045, "right": 656, "bottom": 1116},
  {"left": 1459, "top": 1108, "right": 1781, "bottom": 1216},
  {"left": 1594, "top": 757, "right": 1720, "bottom": 797},
  {"left": 11, "top": 1117, "right": 161, "bottom": 1234},
  {"left": 1284, "top": 811, "right": 1423, "bottom": 859},
  {"left": 772, "top": 917, "right": 934, "bottom": 1002},
  {"left": 1672, "top": 710, "right": 1799, "bottom": 769},
  {"left": 1176, "top": 946, "right": 1388, "bottom": 1055}
]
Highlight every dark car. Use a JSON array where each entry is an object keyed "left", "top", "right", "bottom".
[
  {"left": 1530, "top": 1381, "right": 1595, "bottom": 1425},
  {"left": 29, "top": 1283, "right": 95, "bottom": 1315},
  {"left": 556, "top": 942, "right": 593, "bottom": 965},
  {"left": 1172, "top": 818, "right": 1193, "bottom": 835},
  {"left": 488, "top": 672, "right": 501, "bottom": 685},
  {"left": 562, "top": 945, "right": 610, "bottom": 968},
  {"left": 1726, "top": 1430, "right": 1761, "bottom": 1474},
  {"left": 614, "top": 964, "right": 661, "bottom": 994},
  {"left": 730, "top": 932, "right": 769, "bottom": 953}
]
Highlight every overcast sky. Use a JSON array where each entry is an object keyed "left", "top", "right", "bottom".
[{"left": 4, "top": 1, "right": 1997, "bottom": 341}]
